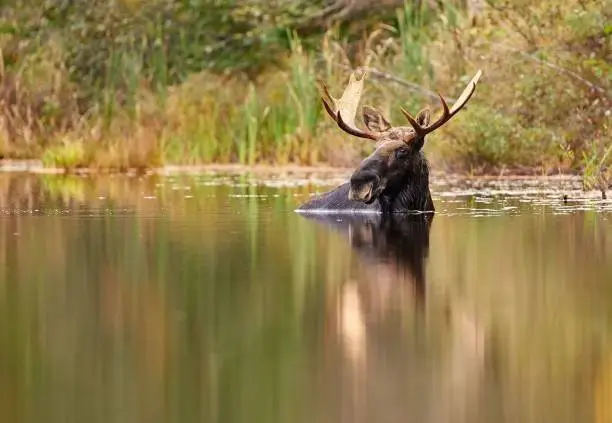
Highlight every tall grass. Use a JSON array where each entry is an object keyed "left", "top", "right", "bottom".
[
  {"left": 396, "top": 1, "right": 435, "bottom": 82},
  {"left": 158, "top": 33, "right": 332, "bottom": 166}
]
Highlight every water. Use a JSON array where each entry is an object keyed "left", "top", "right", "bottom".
[{"left": 0, "top": 171, "right": 611, "bottom": 423}]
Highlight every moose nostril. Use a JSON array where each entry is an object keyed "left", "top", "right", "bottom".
[
  {"left": 349, "top": 183, "right": 373, "bottom": 201},
  {"left": 350, "top": 172, "right": 379, "bottom": 186},
  {"left": 349, "top": 172, "right": 380, "bottom": 202}
]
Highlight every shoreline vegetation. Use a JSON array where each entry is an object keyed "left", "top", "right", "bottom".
[
  {"left": 0, "top": 159, "right": 587, "bottom": 180},
  {"left": 0, "top": 0, "right": 610, "bottom": 187}
]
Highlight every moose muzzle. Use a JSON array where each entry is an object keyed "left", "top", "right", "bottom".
[
  {"left": 349, "top": 171, "right": 386, "bottom": 204},
  {"left": 348, "top": 183, "right": 374, "bottom": 203}
]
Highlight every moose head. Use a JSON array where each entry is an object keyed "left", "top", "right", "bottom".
[{"left": 297, "top": 70, "right": 481, "bottom": 214}]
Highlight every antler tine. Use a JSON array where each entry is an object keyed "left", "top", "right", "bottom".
[
  {"left": 318, "top": 79, "right": 338, "bottom": 122},
  {"left": 321, "top": 97, "right": 337, "bottom": 122},
  {"left": 420, "top": 92, "right": 451, "bottom": 134},
  {"left": 401, "top": 70, "right": 482, "bottom": 137},
  {"left": 317, "top": 70, "right": 377, "bottom": 142},
  {"left": 449, "top": 69, "right": 482, "bottom": 115},
  {"left": 400, "top": 107, "right": 425, "bottom": 137},
  {"left": 337, "top": 111, "right": 377, "bottom": 140}
]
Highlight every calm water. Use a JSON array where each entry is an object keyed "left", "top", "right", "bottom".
[{"left": 0, "top": 171, "right": 611, "bottom": 423}]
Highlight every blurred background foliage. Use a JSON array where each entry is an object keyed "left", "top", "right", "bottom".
[{"left": 0, "top": 0, "right": 609, "bottom": 180}]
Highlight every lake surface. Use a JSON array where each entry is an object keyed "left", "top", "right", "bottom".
[{"left": 0, "top": 171, "right": 611, "bottom": 423}]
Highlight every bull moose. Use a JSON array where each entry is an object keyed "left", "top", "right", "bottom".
[{"left": 297, "top": 70, "right": 482, "bottom": 213}]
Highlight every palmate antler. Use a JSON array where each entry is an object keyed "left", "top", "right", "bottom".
[
  {"left": 318, "top": 70, "right": 377, "bottom": 141},
  {"left": 319, "top": 69, "right": 482, "bottom": 142},
  {"left": 401, "top": 70, "right": 482, "bottom": 137}
]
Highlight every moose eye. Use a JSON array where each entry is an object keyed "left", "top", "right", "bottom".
[{"left": 395, "top": 148, "right": 410, "bottom": 159}]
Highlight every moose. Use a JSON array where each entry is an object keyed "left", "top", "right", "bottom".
[{"left": 297, "top": 69, "right": 482, "bottom": 213}]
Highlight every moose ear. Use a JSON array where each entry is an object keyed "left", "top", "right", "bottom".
[
  {"left": 416, "top": 108, "right": 430, "bottom": 126},
  {"left": 362, "top": 106, "right": 392, "bottom": 133}
]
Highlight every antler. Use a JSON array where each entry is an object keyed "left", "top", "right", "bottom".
[
  {"left": 318, "top": 71, "right": 377, "bottom": 141},
  {"left": 401, "top": 70, "right": 482, "bottom": 137}
]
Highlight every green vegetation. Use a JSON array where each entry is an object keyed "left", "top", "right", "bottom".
[{"left": 0, "top": 0, "right": 609, "bottom": 178}]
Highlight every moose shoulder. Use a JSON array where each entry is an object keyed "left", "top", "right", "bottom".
[{"left": 297, "top": 70, "right": 482, "bottom": 214}]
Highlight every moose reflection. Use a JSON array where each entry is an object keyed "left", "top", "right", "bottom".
[
  {"left": 303, "top": 214, "right": 488, "bottom": 423},
  {"left": 308, "top": 212, "right": 432, "bottom": 307}
]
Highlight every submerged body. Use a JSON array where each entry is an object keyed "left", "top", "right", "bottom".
[{"left": 297, "top": 152, "right": 434, "bottom": 213}]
